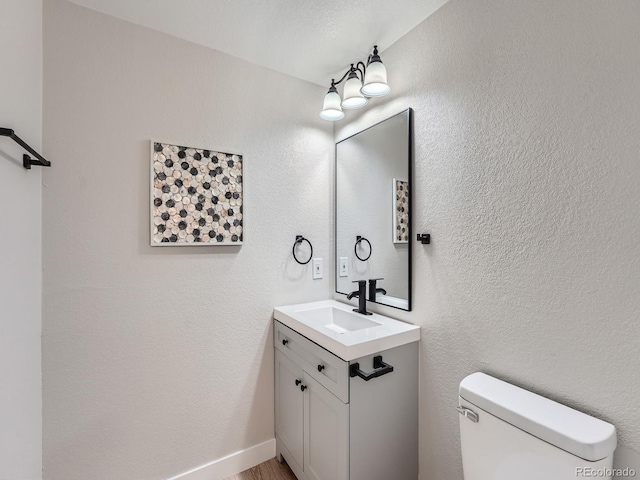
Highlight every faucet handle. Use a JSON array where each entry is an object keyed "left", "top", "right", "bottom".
[
  {"left": 367, "top": 278, "right": 384, "bottom": 302},
  {"left": 352, "top": 279, "right": 367, "bottom": 285}
]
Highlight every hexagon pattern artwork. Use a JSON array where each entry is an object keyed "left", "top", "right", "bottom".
[
  {"left": 394, "top": 179, "right": 409, "bottom": 243},
  {"left": 151, "top": 142, "right": 243, "bottom": 245}
]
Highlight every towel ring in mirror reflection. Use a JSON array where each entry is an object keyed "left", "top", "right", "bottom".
[
  {"left": 354, "top": 236, "right": 372, "bottom": 261},
  {"left": 293, "top": 235, "right": 313, "bottom": 265}
]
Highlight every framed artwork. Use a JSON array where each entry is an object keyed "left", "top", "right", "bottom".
[
  {"left": 393, "top": 178, "right": 409, "bottom": 244},
  {"left": 151, "top": 141, "right": 243, "bottom": 246}
]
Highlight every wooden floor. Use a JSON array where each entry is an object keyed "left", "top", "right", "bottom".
[{"left": 224, "top": 457, "right": 297, "bottom": 480}]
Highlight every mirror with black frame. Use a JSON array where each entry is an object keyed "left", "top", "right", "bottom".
[{"left": 335, "top": 108, "right": 412, "bottom": 311}]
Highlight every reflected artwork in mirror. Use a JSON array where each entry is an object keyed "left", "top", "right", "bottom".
[{"left": 335, "top": 108, "right": 412, "bottom": 311}]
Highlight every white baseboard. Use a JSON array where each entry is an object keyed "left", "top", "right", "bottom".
[{"left": 167, "top": 438, "right": 276, "bottom": 480}]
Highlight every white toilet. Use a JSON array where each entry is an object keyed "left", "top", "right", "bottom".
[{"left": 458, "top": 372, "right": 617, "bottom": 480}]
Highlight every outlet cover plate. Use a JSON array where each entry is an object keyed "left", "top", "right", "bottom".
[
  {"left": 313, "top": 258, "right": 323, "bottom": 279},
  {"left": 339, "top": 257, "right": 348, "bottom": 277}
]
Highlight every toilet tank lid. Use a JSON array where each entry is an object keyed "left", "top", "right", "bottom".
[{"left": 459, "top": 372, "right": 617, "bottom": 462}]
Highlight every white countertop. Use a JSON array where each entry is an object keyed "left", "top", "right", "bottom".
[{"left": 273, "top": 299, "right": 420, "bottom": 361}]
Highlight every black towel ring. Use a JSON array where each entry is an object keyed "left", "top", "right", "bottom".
[
  {"left": 354, "top": 236, "right": 372, "bottom": 261},
  {"left": 293, "top": 235, "right": 313, "bottom": 265}
]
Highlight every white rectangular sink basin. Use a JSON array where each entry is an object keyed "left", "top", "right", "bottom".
[
  {"left": 298, "top": 307, "right": 382, "bottom": 334},
  {"left": 274, "top": 300, "right": 420, "bottom": 361}
]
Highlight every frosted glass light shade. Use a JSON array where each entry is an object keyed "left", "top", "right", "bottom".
[
  {"left": 341, "top": 76, "right": 367, "bottom": 109},
  {"left": 320, "top": 90, "right": 345, "bottom": 121},
  {"left": 361, "top": 61, "right": 390, "bottom": 97}
]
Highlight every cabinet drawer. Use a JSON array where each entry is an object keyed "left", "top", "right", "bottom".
[{"left": 274, "top": 320, "right": 349, "bottom": 403}]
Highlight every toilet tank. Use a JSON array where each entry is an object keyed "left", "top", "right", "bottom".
[{"left": 458, "top": 373, "right": 617, "bottom": 480}]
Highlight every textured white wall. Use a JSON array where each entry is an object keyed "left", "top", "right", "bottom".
[
  {"left": 42, "top": 1, "right": 332, "bottom": 479},
  {"left": 42, "top": 1, "right": 640, "bottom": 479},
  {"left": 336, "top": 1, "right": 640, "bottom": 478},
  {"left": 0, "top": 0, "right": 43, "bottom": 479}
]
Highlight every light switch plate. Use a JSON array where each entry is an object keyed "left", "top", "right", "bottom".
[
  {"left": 339, "top": 257, "right": 348, "bottom": 277},
  {"left": 313, "top": 258, "right": 323, "bottom": 279}
]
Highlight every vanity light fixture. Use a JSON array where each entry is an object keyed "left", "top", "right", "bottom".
[{"left": 319, "top": 45, "right": 390, "bottom": 121}]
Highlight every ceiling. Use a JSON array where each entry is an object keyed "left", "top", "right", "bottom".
[{"left": 66, "top": 0, "right": 448, "bottom": 87}]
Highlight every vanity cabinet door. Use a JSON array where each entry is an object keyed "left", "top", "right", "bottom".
[
  {"left": 303, "top": 373, "right": 348, "bottom": 480},
  {"left": 275, "top": 350, "right": 304, "bottom": 469}
]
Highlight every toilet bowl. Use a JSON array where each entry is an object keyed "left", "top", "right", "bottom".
[{"left": 458, "top": 372, "right": 617, "bottom": 480}]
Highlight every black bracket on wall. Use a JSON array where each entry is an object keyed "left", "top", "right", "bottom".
[
  {"left": 417, "top": 234, "right": 431, "bottom": 244},
  {"left": 0, "top": 128, "right": 52, "bottom": 170}
]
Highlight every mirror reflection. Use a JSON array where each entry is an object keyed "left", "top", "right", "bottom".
[{"left": 335, "top": 109, "right": 412, "bottom": 311}]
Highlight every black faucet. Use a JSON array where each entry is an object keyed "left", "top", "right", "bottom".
[
  {"left": 347, "top": 280, "right": 373, "bottom": 315},
  {"left": 368, "top": 278, "right": 387, "bottom": 302}
]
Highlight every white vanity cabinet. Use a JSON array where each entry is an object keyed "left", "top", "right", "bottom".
[
  {"left": 276, "top": 349, "right": 349, "bottom": 480},
  {"left": 275, "top": 350, "right": 305, "bottom": 469},
  {"left": 274, "top": 320, "right": 418, "bottom": 480}
]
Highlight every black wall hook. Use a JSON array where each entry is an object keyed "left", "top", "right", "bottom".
[
  {"left": 417, "top": 234, "right": 431, "bottom": 244},
  {"left": 293, "top": 235, "right": 313, "bottom": 265}
]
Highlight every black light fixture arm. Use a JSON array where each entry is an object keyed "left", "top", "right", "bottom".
[
  {"left": 327, "top": 44, "right": 383, "bottom": 90},
  {"left": 354, "top": 61, "right": 367, "bottom": 81},
  {"left": 0, "top": 128, "right": 51, "bottom": 170},
  {"left": 332, "top": 61, "right": 368, "bottom": 88}
]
